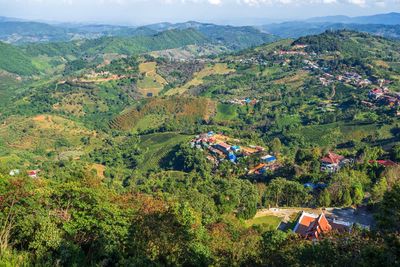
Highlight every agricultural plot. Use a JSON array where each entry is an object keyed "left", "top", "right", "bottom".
[
  {"left": 137, "top": 62, "right": 168, "bottom": 96},
  {"left": 110, "top": 97, "right": 216, "bottom": 131},
  {"left": 0, "top": 115, "right": 101, "bottom": 163},
  {"left": 138, "top": 132, "right": 191, "bottom": 171},
  {"left": 275, "top": 70, "right": 309, "bottom": 89},
  {"left": 165, "top": 63, "right": 235, "bottom": 96},
  {"left": 296, "top": 121, "right": 396, "bottom": 147},
  {"left": 131, "top": 114, "right": 169, "bottom": 133}
]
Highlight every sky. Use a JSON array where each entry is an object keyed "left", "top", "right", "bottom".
[{"left": 0, "top": 0, "right": 399, "bottom": 25}]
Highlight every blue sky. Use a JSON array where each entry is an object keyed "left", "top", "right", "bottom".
[{"left": 0, "top": 0, "right": 399, "bottom": 25}]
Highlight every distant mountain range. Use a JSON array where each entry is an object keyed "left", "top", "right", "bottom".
[
  {"left": 0, "top": 12, "right": 399, "bottom": 45},
  {"left": 261, "top": 13, "right": 400, "bottom": 39},
  {"left": 305, "top": 12, "right": 400, "bottom": 25}
]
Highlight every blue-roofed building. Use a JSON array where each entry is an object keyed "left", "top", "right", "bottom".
[
  {"left": 229, "top": 152, "right": 237, "bottom": 163},
  {"left": 231, "top": 145, "right": 240, "bottom": 153},
  {"left": 261, "top": 155, "right": 277, "bottom": 163}
]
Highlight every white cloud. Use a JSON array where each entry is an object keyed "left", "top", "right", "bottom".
[{"left": 208, "top": 0, "right": 222, "bottom": 4}]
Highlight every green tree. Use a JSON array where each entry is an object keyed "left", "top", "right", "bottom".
[
  {"left": 376, "top": 184, "right": 400, "bottom": 232},
  {"left": 318, "top": 189, "right": 331, "bottom": 207},
  {"left": 342, "top": 189, "right": 352, "bottom": 207},
  {"left": 371, "top": 178, "right": 388, "bottom": 203},
  {"left": 391, "top": 144, "right": 400, "bottom": 161},
  {"left": 270, "top": 138, "right": 282, "bottom": 154},
  {"left": 352, "top": 184, "right": 364, "bottom": 205}
]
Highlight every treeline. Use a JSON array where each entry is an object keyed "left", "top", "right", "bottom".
[{"left": 1, "top": 166, "right": 400, "bottom": 266}]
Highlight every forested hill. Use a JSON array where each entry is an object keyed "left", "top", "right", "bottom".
[
  {"left": 0, "top": 41, "right": 38, "bottom": 75},
  {"left": 262, "top": 22, "right": 400, "bottom": 39},
  {"left": 294, "top": 30, "right": 400, "bottom": 57},
  {"left": 21, "top": 28, "right": 208, "bottom": 57},
  {"left": 81, "top": 28, "right": 209, "bottom": 55}
]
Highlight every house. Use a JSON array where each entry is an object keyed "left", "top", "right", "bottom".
[
  {"left": 369, "top": 88, "right": 384, "bottom": 100},
  {"left": 248, "top": 163, "right": 267, "bottom": 175},
  {"left": 261, "top": 155, "right": 277, "bottom": 164},
  {"left": 231, "top": 145, "right": 241, "bottom": 153},
  {"left": 208, "top": 147, "right": 225, "bottom": 158},
  {"left": 293, "top": 211, "right": 351, "bottom": 240},
  {"left": 242, "top": 146, "right": 259, "bottom": 156},
  {"left": 320, "top": 152, "right": 345, "bottom": 173},
  {"left": 27, "top": 170, "right": 40, "bottom": 178},
  {"left": 214, "top": 142, "right": 231, "bottom": 154},
  {"left": 228, "top": 152, "right": 237, "bottom": 163}
]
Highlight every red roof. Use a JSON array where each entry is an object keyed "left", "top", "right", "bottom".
[
  {"left": 294, "top": 212, "right": 332, "bottom": 240},
  {"left": 216, "top": 142, "right": 231, "bottom": 150},
  {"left": 371, "top": 88, "right": 383, "bottom": 94},
  {"left": 321, "top": 152, "right": 344, "bottom": 165},
  {"left": 305, "top": 214, "right": 332, "bottom": 240}
]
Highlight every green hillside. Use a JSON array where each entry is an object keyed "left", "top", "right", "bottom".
[
  {"left": 0, "top": 42, "right": 37, "bottom": 75},
  {"left": 2, "top": 28, "right": 400, "bottom": 267},
  {"left": 24, "top": 28, "right": 208, "bottom": 58}
]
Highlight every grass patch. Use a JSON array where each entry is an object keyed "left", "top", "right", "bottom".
[
  {"left": 131, "top": 114, "right": 168, "bottom": 133},
  {"left": 214, "top": 103, "right": 238, "bottom": 122},
  {"left": 246, "top": 215, "right": 282, "bottom": 230}
]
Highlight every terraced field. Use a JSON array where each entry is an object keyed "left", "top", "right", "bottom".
[
  {"left": 138, "top": 132, "right": 191, "bottom": 171},
  {"left": 109, "top": 97, "right": 216, "bottom": 131}
]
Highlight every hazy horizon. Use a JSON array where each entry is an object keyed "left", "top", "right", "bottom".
[{"left": 0, "top": 0, "right": 399, "bottom": 26}]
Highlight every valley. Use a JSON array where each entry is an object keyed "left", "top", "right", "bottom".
[{"left": 0, "top": 13, "right": 400, "bottom": 266}]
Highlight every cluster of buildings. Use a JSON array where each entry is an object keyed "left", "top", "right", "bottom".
[
  {"left": 225, "top": 98, "right": 259, "bottom": 106},
  {"left": 337, "top": 72, "right": 372, "bottom": 88},
  {"left": 320, "top": 151, "right": 398, "bottom": 173},
  {"left": 277, "top": 50, "right": 308, "bottom": 56},
  {"left": 231, "top": 57, "right": 268, "bottom": 66},
  {"left": 368, "top": 87, "right": 400, "bottom": 109},
  {"left": 190, "top": 132, "right": 279, "bottom": 173},
  {"left": 316, "top": 70, "right": 372, "bottom": 88}
]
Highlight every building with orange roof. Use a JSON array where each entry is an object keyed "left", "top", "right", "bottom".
[{"left": 294, "top": 211, "right": 351, "bottom": 240}]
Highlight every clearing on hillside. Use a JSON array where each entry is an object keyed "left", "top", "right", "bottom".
[
  {"left": 165, "top": 63, "right": 235, "bottom": 96},
  {"left": 137, "top": 62, "right": 168, "bottom": 97},
  {"left": 0, "top": 115, "right": 101, "bottom": 163}
]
